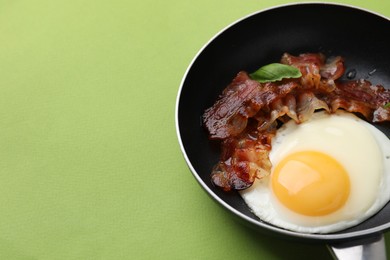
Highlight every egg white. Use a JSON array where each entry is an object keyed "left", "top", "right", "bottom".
[{"left": 240, "top": 110, "right": 390, "bottom": 233}]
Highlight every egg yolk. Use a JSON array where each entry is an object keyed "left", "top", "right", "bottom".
[{"left": 271, "top": 151, "right": 350, "bottom": 216}]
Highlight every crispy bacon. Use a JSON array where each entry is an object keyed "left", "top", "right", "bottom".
[
  {"left": 210, "top": 122, "right": 275, "bottom": 191},
  {"left": 204, "top": 53, "right": 390, "bottom": 191},
  {"left": 203, "top": 73, "right": 300, "bottom": 139},
  {"left": 202, "top": 72, "right": 259, "bottom": 139},
  {"left": 281, "top": 53, "right": 325, "bottom": 88},
  {"left": 329, "top": 80, "right": 390, "bottom": 122}
]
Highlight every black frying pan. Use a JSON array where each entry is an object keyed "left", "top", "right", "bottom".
[{"left": 176, "top": 3, "right": 390, "bottom": 259}]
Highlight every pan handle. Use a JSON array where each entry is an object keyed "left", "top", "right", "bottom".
[{"left": 327, "top": 234, "right": 386, "bottom": 260}]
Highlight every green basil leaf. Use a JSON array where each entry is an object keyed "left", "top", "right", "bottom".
[
  {"left": 249, "top": 63, "right": 302, "bottom": 83},
  {"left": 384, "top": 102, "right": 390, "bottom": 108}
]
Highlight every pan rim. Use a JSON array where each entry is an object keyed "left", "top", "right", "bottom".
[{"left": 175, "top": 2, "right": 390, "bottom": 241}]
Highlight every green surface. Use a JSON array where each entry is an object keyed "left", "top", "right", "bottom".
[{"left": 0, "top": 0, "right": 389, "bottom": 259}]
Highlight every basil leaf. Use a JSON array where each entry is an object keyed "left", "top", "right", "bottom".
[
  {"left": 250, "top": 63, "right": 302, "bottom": 83},
  {"left": 385, "top": 102, "right": 390, "bottom": 108}
]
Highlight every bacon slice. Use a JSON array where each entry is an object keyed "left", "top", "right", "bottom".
[
  {"left": 210, "top": 122, "right": 275, "bottom": 191},
  {"left": 203, "top": 72, "right": 299, "bottom": 139},
  {"left": 202, "top": 72, "right": 259, "bottom": 139},
  {"left": 329, "top": 80, "right": 390, "bottom": 122},
  {"left": 281, "top": 53, "right": 345, "bottom": 81},
  {"left": 281, "top": 53, "right": 325, "bottom": 88},
  {"left": 203, "top": 52, "right": 390, "bottom": 191}
]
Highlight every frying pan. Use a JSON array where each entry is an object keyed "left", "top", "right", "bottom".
[{"left": 175, "top": 3, "right": 390, "bottom": 259}]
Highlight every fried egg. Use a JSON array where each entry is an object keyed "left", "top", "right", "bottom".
[{"left": 239, "top": 110, "right": 390, "bottom": 233}]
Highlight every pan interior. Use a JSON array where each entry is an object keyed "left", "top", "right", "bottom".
[{"left": 177, "top": 3, "right": 390, "bottom": 241}]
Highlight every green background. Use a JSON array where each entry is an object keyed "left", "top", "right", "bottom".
[{"left": 0, "top": 0, "right": 389, "bottom": 259}]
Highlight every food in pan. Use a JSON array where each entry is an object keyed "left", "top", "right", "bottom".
[
  {"left": 202, "top": 53, "right": 390, "bottom": 233},
  {"left": 240, "top": 110, "right": 390, "bottom": 233}
]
